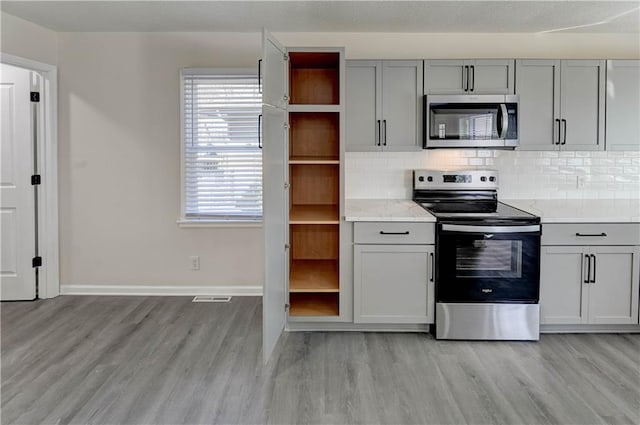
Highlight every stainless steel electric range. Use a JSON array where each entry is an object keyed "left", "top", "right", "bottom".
[{"left": 413, "top": 169, "right": 541, "bottom": 341}]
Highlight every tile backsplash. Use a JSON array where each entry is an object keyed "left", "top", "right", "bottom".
[{"left": 346, "top": 150, "right": 640, "bottom": 200}]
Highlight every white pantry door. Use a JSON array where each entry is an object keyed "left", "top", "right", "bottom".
[
  {"left": 262, "top": 29, "right": 288, "bottom": 364},
  {"left": 1, "top": 64, "right": 36, "bottom": 301}
]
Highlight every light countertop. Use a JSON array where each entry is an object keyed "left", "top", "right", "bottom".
[
  {"left": 502, "top": 199, "right": 640, "bottom": 223},
  {"left": 345, "top": 199, "right": 436, "bottom": 222}
]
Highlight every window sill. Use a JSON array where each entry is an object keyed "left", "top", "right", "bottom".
[{"left": 176, "top": 219, "right": 263, "bottom": 228}]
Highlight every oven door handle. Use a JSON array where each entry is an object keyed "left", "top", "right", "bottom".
[{"left": 440, "top": 224, "right": 541, "bottom": 233}]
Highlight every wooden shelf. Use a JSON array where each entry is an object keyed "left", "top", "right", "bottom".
[
  {"left": 289, "top": 158, "right": 339, "bottom": 164},
  {"left": 289, "top": 52, "right": 340, "bottom": 105},
  {"left": 289, "top": 260, "right": 339, "bottom": 293},
  {"left": 288, "top": 105, "right": 341, "bottom": 113},
  {"left": 290, "top": 205, "right": 339, "bottom": 224},
  {"left": 289, "top": 293, "right": 339, "bottom": 316},
  {"left": 289, "top": 112, "right": 339, "bottom": 160},
  {"left": 290, "top": 224, "right": 339, "bottom": 260},
  {"left": 290, "top": 164, "right": 339, "bottom": 206}
]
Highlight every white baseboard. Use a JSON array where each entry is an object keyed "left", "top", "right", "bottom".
[{"left": 59, "top": 284, "right": 263, "bottom": 297}]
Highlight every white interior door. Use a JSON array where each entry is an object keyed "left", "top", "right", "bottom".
[{"left": 1, "top": 64, "right": 36, "bottom": 301}]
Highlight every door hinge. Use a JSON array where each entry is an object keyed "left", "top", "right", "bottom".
[
  {"left": 31, "top": 174, "right": 41, "bottom": 185},
  {"left": 283, "top": 95, "right": 289, "bottom": 103},
  {"left": 284, "top": 123, "right": 290, "bottom": 129},
  {"left": 285, "top": 243, "right": 290, "bottom": 250},
  {"left": 284, "top": 54, "right": 289, "bottom": 61},
  {"left": 32, "top": 256, "right": 42, "bottom": 268},
  {"left": 284, "top": 182, "right": 290, "bottom": 189},
  {"left": 30, "top": 92, "right": 40, "bottom": 102},
  {"left": 285, "top": 303, "right": 290, "bottom": 311}
]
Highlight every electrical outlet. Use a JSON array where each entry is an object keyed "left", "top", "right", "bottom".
[
  {"left": 576, "top": 176, "right": 586, "bottom": 189},
  {"left": 190, "top": 256, "right": 200, "bottom": 271}
]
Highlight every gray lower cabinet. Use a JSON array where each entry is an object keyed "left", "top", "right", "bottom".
[
  {"left": 540, "top": 245, "right": 640, "bottom": 325},
  {"left": 346, "top": 60, "right": 423, "bottom": 152},
  {"left": 516, "top": 59, "right": 605, "bottom": 151},
  {"left": 354, "top": 244, "right": 434, "bottom": 324},
  {"left": 424, "top": 59, "right": 515, "bottom": 94},
  {"left": 606, "top": 60, "right": 640, "bottom": 151}
]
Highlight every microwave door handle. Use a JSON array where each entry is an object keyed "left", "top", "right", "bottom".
[{"left": 499, "top": 104, "right": 508, "bottom": 139}]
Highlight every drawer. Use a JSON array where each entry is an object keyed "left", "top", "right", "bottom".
[
  {"left": 354, "top": 222, "right": 435, "bottom": 244},
  {"left": 542, "top": 223, "right": 640, "bottom": 246}
]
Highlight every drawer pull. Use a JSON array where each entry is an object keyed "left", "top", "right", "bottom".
[
  {"left": 379, "top": 231, "right": 410, "bottom": 235},
  {"left": 575, "top": 232, "right": 607, "bottom": 237}
]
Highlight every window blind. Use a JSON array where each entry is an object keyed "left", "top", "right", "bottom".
[{"left": 183, "top": 72, "right": 262, "bottom": 220}]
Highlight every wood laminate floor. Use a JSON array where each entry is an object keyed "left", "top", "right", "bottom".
[{"left": 1, "top": 296, "right": 639, "bottom": 425}]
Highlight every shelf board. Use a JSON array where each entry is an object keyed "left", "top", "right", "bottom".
[
  {"left": 289, "top": 293, "right": 339, "bottom": 316},
  {"left": 288, "top": 104, "right": 342, "bottom": 113},
  {"left": 289, "top": 157, "right": 339, "bottom": 164},
  {"left": 290, "top": 205, "right": 339, "bottom": 224},
  {"left": 290, "top": 260, "right": 339, "bottom": 293}
]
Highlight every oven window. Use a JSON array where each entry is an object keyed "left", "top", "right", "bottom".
[{"left": 455, "top": 240, "right": 522, "bottom": 278}]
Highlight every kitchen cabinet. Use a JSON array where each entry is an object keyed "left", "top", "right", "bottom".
[
  {"left": 539, "top": 223, "right": 640, "bottom": 326},
  {"left": 516, "top": 60, "right": 605, "bottom": 151},
  {"left": 424, "top": 59, "right": 515, "bottom": 94},
  {"left": 353, "top": 222, "right": 435, "bottom": 324},
  {"left": 605, "top": 60, "right": 640, "bottom": 151},
  {"left": 261, "top": 30, "right": 347, "bottom": 363},
  {"left": 346, "top": 60, "right": 422, "bottom": 152}
]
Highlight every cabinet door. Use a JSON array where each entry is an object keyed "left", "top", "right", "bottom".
[
  {"left": 560, "top": 60, "right": 605, "bottom": 151},
  {"left": 354, "top": 244, "right": 433, "bottom": 324},
  {"left": 606, "top": 60, "right": 640, "bottom": 151},
  {"left": 588, "top": 246, "right": 640, "bottom": 325},
  {"left": 261, "top": 30, "right": 288, "bottom": 110},
  {"left": 540, "top": 246, "right": 588, "bottom": 325},
  {"left": 470, "top": 60, "right": 515, "bottom": 94},
  {"left": 515, "top": 60, "right": 561, "bottom": 151},
  {"left": 262, "top": 103, "right": 288, "bottom": 363},
  {"left": 424, "top": 60, "right": 467, "bottom": 94},
  {"left": 381, "top": 61, "right": 423, "bottom": 151},
  {"left": 346, "top": 61, "right": 381, "bottom": 151}
]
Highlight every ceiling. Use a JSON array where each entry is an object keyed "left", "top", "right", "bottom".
[{"left": 1, "top": 1, "right": 639, "bottom": 33}]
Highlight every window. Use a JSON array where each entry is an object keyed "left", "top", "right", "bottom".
[{"left": 180, "top": 69, "right": 262, "bottom": 223}]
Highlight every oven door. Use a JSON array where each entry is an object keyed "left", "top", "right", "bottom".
[{"left": 436, "top": 223, "right": 541, "bottom": 303}]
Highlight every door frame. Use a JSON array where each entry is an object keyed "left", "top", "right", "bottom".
[{"left": 1, "top": 52, "right": 59, "bottom": 299}]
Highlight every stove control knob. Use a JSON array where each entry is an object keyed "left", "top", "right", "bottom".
[
  {"left": 480, "top": 176, "right": 487, "bottom": 182},
  {"left": 418, "top": 176, "right": 424, "bottom": 182},
  {"left": 489, "top": 176, "right": 496, "bottom": 182},
  {"left": 427, "top": 176, "right": 433, "bottom": 182}
]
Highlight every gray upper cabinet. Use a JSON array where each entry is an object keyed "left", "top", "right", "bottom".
[
  {"left": 424, "top": 59, "right": 515, "bottom": 94},
  {"left": 516, "top": 59, "right": 605, "bottom": 151},
  {"left": 346, "top": 60, "right": 423, "bottom": 152},
  {"left": 606, "top": 60, "right": 640, "bottom": 151}
]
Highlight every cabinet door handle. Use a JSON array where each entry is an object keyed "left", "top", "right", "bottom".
[
  {"left": 590, "top": 254, "right": 596, "bottom": 283},
  {"left": 464, "top": 65, "right": 469, "bottom": 92},
  {"left": 379, "top": 231, "right": 410, "bottom": 235},
  {"left": 575, "top": 233, "right": 607, "bottom": 237},
  {"left": 469, "top": 65, "right": 475, "bottom": 92},
  {"left": 383, "top": 119, "right": 387, "bottom": 146},
  {"left": 430, "top": 252, "right": 435, "bottom": 282},
  {"left": 555, "top": 119, "right": 561, "bottom": 145},
  {"left": 258, "top": 114, "right": 262, "bottom": 149},
  {"left": 377, "top": 120, "right": 381, "bottom": 146},
  {"left": 561, "top": 119, "right": 567, "bottom": 145},
  {"left": 257, "top": 59, "right": 262, "bottom": 94},
  {"left": 584, "top": 254, "right": 591, "bottom": 283}
]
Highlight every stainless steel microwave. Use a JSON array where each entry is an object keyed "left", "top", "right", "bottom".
[{"left": 424, "top": 94, "right": 519, "bottom": 149}]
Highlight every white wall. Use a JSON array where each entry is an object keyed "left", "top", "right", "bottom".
[
  {"left": 58, "top": 32, "right": 264, "bottom": 289},
  {"left": 275, "top": 32, "right": 640, "bottom": 59},
  {"left": 53, "top": 30, "right": 639, "bottom": 290},
  {"left": 0, "top": 12, "right": 58, "bottom": 65}
]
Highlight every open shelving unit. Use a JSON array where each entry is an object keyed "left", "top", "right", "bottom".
[{"left": 287, "top": 51, "right": 341, "bottom": 317}]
